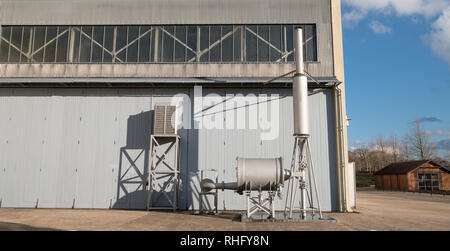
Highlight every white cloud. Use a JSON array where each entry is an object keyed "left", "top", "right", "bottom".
[
  {"left": 426, "top": 129, "right": 450, "bottom": 136},
  {"left": 343, "top": 0, "right": 450, "bottom": 21},
  {"left": 343, "top": 0, "right": 450, "bottom": 66},
  {"left": 424, "top": 7, "right": 450, "bottom": 66},
  {"left": 370, "top": 21, "right": 392, "bottom": 34},
  {"left": 343, "top": 9, "right": 368, "bottom": 28}
]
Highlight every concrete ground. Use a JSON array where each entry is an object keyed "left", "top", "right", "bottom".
[{"left": 0, "top": 188, "right": 449, "bottom": 231}]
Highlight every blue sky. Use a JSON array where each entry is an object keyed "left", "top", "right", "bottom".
[{"left": 341, "top": 1, "right": 450, "bottom": 158}]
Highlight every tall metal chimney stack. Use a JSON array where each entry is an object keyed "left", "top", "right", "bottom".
[
  {"left": 284, "top": 28, "right": 322, "bottom": 220},
  {"left": 293, "top": 28, "right": 309, "bottom": 136}
]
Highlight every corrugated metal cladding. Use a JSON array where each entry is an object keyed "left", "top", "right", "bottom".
[
  {"left": 0, "top": 87, "right": 338, "bottom": 211},
  {"left": 0, "top": 0, "right": 329, "bottom": 25}
]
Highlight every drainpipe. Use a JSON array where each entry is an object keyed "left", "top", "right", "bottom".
[{"left": 335, "top": 82, "right": 350, "bottom": 212}]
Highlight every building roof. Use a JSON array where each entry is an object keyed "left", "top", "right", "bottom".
[
  {"left": 374, "top": 160, "right": 442, "bottom": 175},
  {"left": 434, "top": 160, "right": 450, "bottom": 172}
]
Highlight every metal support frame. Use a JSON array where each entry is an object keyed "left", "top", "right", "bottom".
[
  {"left": 146, "top": 134, "right": 181, "bottom": 211},
  {"left": 284, "top": 135, "right": 322, "bottom": 220},
  {"left": 198, "top": 169, "right": 219, "bottom": 215},
  {"left": 245, "top": 190, "right": 276, "bottom": 219}
]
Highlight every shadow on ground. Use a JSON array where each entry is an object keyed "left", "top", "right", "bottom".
[{"left": 0, "top": 222, "right": 62, "bottom": 231}]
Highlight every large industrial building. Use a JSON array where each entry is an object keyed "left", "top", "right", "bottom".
[{"left": 0, "top": 0, "right": 351, "bottom": 212}]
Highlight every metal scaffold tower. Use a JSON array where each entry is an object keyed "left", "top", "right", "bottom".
[
  {"left": 284, "top": 135, "right": 322, "bottom": 219},
  {"left": 146, "top": 105, "right": 181, "bottom": 211}
]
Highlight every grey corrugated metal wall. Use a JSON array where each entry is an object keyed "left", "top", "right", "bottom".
[
  {"left": 0, "top": 0, "right": 329, "bottom": 25},
  {"left": 0, "top": 87, "right": 338, "bottom": 211}
]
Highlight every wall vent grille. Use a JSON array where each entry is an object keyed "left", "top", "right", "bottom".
[{"left": 153, "top": 105, "right": 177, "bottom": 135}]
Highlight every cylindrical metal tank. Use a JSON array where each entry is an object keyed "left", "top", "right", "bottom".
[
  {"left": 293, "top": 28, "right": 310, "bottom": 136},
  {"left": 236, "top": 157, "right": 284, "bottom": 191}
]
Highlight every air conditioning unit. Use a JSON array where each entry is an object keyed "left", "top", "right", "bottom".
[{"left": 153, "top": 105, "right": 178, "bottom": 135}]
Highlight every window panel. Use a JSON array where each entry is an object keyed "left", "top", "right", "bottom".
[
  {"left": 257, "top": 26, "right": 269, "bottom": 62},
  {"left": 32, "top": 26, "right": 46, "bottom": 62},
  {"left": 9, "top": 26, "right": 23, "bottom": 62},
  {"left": 44, "top": 26, "right": 57, "bottom": 62},
  {"left": 222, "top": 26, "right": 233, "bottom": 62},
  {"left": 116, "top": 26, "right": 127, "bottom": 62},
  {"left": 0, "top": 26, "right": 11, "bottom": 62},
  {"left": 71, "top": 27, "right": 81, "bottom": 62},
  {"left": 305, "top": 24, "right": 317, "bottom": 61},
  {"left": 233, "top": 26, "right": 242, "bottom": 62},
  {"left": 162, "top": 26, "right": 174, "bottom": 62},
  {"left": 138, "top": 26, "right": 151, "bottom": 62},
  {"left": 117, "top": 50, "right": 126, "bottom": 63},
  {"left": 79, "top": 26, "right": 92, "bottom": 62},
  {"left": 209, "top": 26, "right": 221, "bottom": 62},
  {"left": 175, "top": 26, "right": 186, "bottom": 62},
  {"left": 91, "top": 26, "right": 104, "bottom": 63},
  {"left": 56, "top": 26, "right": 69, "bottom": 63},
  {"left": 186, "top": 26, "right": 197, "bottom": 62},
  {"left": 199, "top": 26, "right": 209, "bottom": 62},
  {"left": 418, "top": 172, "right": 441, "bottom": 191},
  {"left": 284, "top": 25, "right": 294, "bottom": 62},
  {"left": 127, "top": 26, "right": 139, "bottom": 63},
  {"left": 246, "top": 26, "right": 257, "bottom": 62},
  {"left": 21, "top": 27, "right": 32, "bottom": 62},
  {"left": 10, "top": 26, "right": 22, "bottom": 48},
  {"left": 103, "top": 26, "right": 114, "bottom": 62},
  {"left": 269, "top": 25, "right": 282, "bottom": 62},
  {"left": 0, "top": 24, "right": 318, "bottom": 64}
]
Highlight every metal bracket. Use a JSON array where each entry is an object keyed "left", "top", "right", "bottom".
[{"left": 246, "top": 191, "right": 276, "bottom": 219}]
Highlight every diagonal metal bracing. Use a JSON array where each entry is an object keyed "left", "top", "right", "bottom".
[
  {"left": 114, "top": 27, "right": 154, "bottom": 55},
  {"left": 74, "top": 27, "right": 123, "bottom": 63},
  {"left": 153, "top": 140, "right": 176, "bottom": 171},
  {"left": 159, "top": 27, "right": 196, "bottom": 55},
  {"left": 245, "top": 26, "right": 284, "bottom": 55},
  {"left": 187, "top": 26, "right": 239, "bottom": 63},
  {"left": 121, "top": 149, "right": 145, "bottom": 180},
  {"left": 154, "top": 180, "right": 175, "bottom": 207},
  {"left": 75, "top": 26, "right": 153, "bottom": 63},
  {"left": 31, "top": 28, "right": 69, "bottom": 58},
  {"left": 276, "top": 36, "right": 314, "bottom": 63},
  {"left": 0, "top": 36, "right": 31, "bottom": 61},
  {"left": 147, "top": 135, "right": 180, "bottom": 211},
  {"left": 0, "top": 27, "right": 71, "bottom": 63},
  {"left": 245, "top": 25, "right": 314, "bottom": 62},
  {"left": 249, "top": 198, "right": 271, "bottom": 215}
]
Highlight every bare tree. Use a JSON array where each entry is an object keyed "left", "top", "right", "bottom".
[
  {"left": 349, "top": 121, "right": 445, "bottom": 173},
  {"left": 376, "top": 134, "right": 388, "bottom": 153},
  {"left": 408, "top": 121, "right": 436, "bottom": 160},
  {"left": 374, "top": 134, "right": 391, "bottom": 170},
  {"left": 401, "top": 134, "right": 411, "bottom": 161},
  {"left": 354, "top": 146, "right": 371, "bottom": 172},
  {"left": 390, "top": 133, "right": 400, "bottom": 162}
]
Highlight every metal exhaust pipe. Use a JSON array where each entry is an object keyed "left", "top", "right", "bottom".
[
  {"left": 200, "top": 179, "right": 238, "bottom": 192},
  {"left": 293, "top": 28, "right": 309, "bottom": 136}
]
